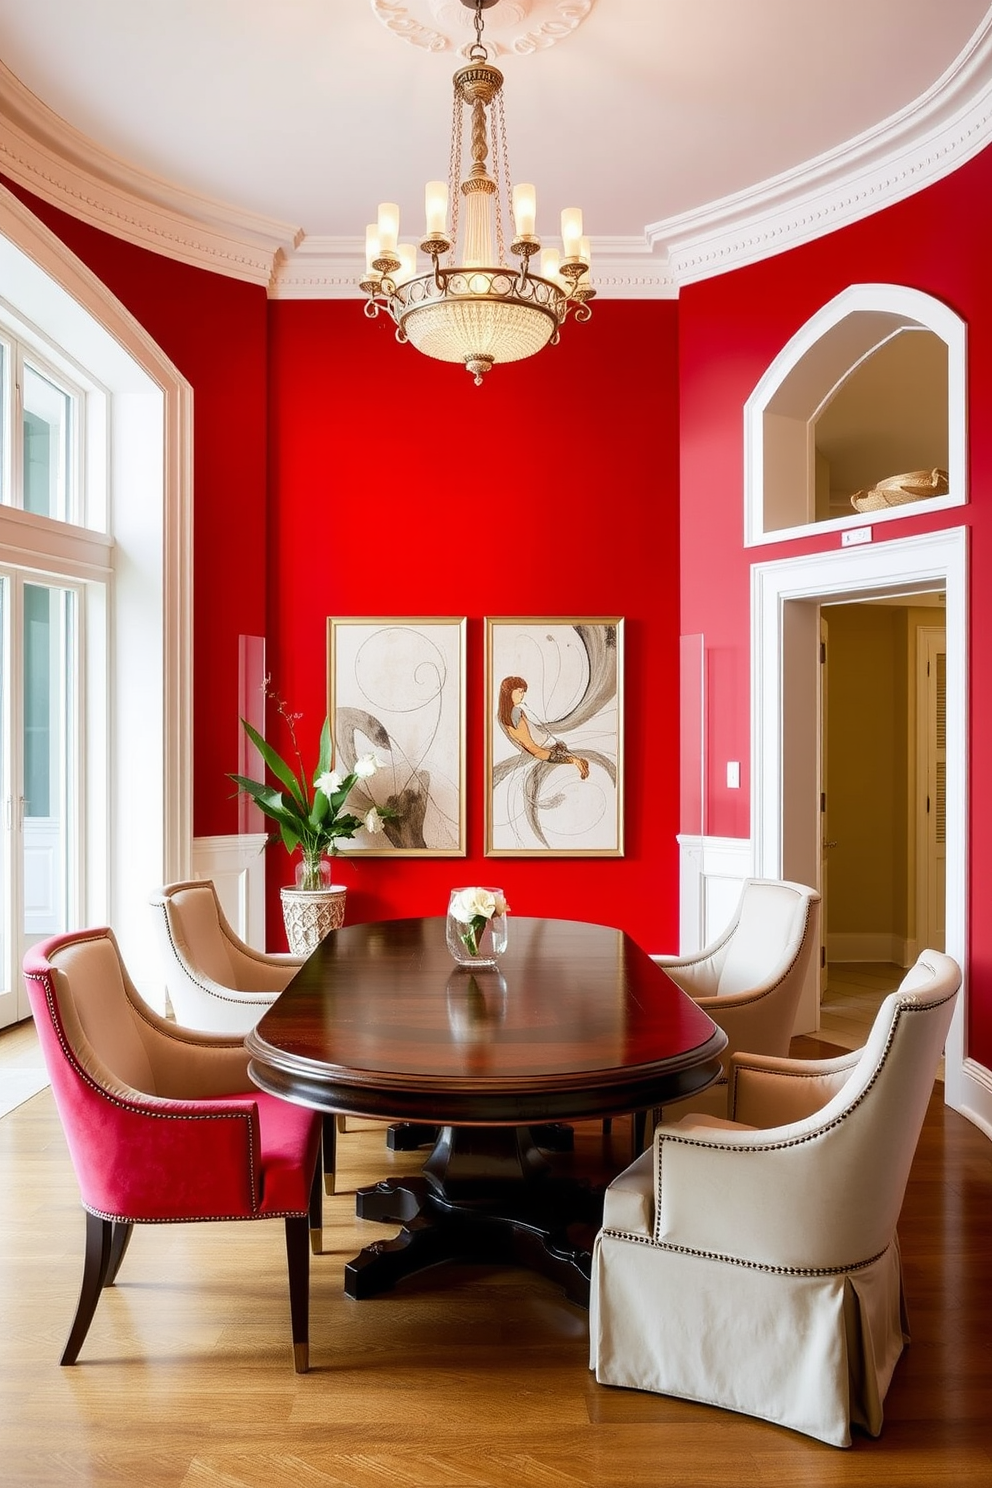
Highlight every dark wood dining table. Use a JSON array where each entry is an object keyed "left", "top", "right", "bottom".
[{"left": 245, "top": 914, "right": 726, "bottom": 1305}]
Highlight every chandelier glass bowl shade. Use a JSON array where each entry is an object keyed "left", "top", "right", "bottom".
[{"left": 360, "top": 0, "right": 594, "bottom": 384}]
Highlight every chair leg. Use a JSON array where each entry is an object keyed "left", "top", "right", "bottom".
[
  {"left": 105, "top": 1221, "right": 134, "bottom": 1286},
  {"left": 309, "top": 1149, "right": 323, "bottom": 1256},
  {"left": 322, "top": 1112, "right": 337, "bottom": 1196},
  {"left": 61, "top": 1211, "right": 114, "bottom": 1365},
  {"left": 284, "top": 1214, "right": 311, "bottom": 1374}
]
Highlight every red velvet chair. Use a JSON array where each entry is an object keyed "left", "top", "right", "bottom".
[{"left": 23, "top": 926, "right": 323, "bottom": 1372}]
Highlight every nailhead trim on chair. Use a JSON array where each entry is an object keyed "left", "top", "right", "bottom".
[
  {"left": 600, "top": 1226, "right": 891, "bottom": 1277},
  {"left": 25, "top": 966, "right": 265, "bottom": 1215},
  {"left": 697, "top": 895, "right": 816, "bottom": 1008},
  {"left": 156, "top": 901, "right": 279, "bottom": 1007},
  {"left": 647, "top": 976, "right": 958, "bottom": 1251}
]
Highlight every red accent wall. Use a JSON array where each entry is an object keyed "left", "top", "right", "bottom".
[
  {"left": 266, "top": 299, "right": 681, "bottom": 947},
  {"left": 679, "top": 142, "right": 992, "bottom": 1063},
  {"left": 0, "top": 176, "right": 270, "bottom": 839}
]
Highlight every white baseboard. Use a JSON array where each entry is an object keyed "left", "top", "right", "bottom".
[
  {"left": 955, "top": 1058, "right": 992, "bottom": 1141},
  {"left": 827, "top": 933, "right": 912, "bottom": 967},
  {"left": 191, "top": 834, "right": 269, "bottom": 947}
]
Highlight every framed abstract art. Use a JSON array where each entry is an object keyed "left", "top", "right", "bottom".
[
  {"left": 327, "top": 616, "right": 466, "bottom": 856},
  {"left": 485, "top": 617, "right": 624, "bottom": 856}
]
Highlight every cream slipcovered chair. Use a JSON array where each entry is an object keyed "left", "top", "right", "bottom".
[
  {"left": 589, "top": 949, "right": 960, "bottom": 1447},
  {"left": 150, "top": 879, "right": 303, "bottom": 1034},
  {"left": 654, "top": 878, "right": 820, "bottom": 1121},
  {"left": 151, "top": 879, "right": 341, "bottom": 1194}
]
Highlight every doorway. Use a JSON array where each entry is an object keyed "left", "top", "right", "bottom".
[
  {"left": 817, "top": 593, "right": 945, "bottom": 1044},
  {"left": 750, "top": 527, "right": 966, "bottom": 1113}
]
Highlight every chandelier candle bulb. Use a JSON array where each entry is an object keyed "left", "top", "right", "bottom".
[
  {"left": 364, "top": 225, "right": 380, "bottom": 274},
  {"left": 561, "top": 207, "right": 584, "bottom": 260},
  {"left": 376, "top": 202, "right": 399, "bottom": 256},
  {"left": 395, "top": 244, "right": 418, "bottom": 285},
  {"left": 425, "top": 180, "right": 449, "bottom": 237},
  {"left": 579, "top": 235, "right": 592, "bottom": 269},
  {"left": 541, "top": 247, "right": 565, "bottom": 288},
  {"left": 512, "top": 183, "right": 537, "bottom": 237}
]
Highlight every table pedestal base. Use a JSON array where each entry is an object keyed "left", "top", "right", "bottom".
[{"left": 345, "top": 1124, "right": 602, "bottom": 1306}]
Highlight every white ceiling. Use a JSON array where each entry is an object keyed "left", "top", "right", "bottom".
[{"left": 0, "top": 0, "right": 990, "bottom": 292}]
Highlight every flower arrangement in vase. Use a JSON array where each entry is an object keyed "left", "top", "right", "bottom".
[
  {"left": 230, "top": 686, "right": 396, "bottom": 951},
  {"left": 446, "top": 886, "right": 510, "bottom": 967}
]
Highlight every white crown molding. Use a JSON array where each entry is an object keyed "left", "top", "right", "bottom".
[
  {"left": 0, "top": 59, "right": 301, "bottom": 287},
  {"left": 1, "top": 18, "right": 992, "bottom": 296},
  {"left": 657, "top": 15, "right": 992, "bottom": 285},
  {"left": 268, "top": 232, "right": 678, "bottom": 300}
]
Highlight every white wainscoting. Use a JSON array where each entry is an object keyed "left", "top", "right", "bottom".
[
  {"left": 190, "top": 834, "right": 269, "bottom": 947},
  {"left": 675, "top": 834, "right": 753, "bottom": 956}
]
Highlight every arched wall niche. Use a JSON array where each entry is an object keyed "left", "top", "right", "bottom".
[{"left": 744, "top": 284, "right": 966, "bottom": 546}]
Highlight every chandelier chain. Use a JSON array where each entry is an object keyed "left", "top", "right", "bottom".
[
  {"left": 448, "top": 81, "right": 463, "bottom": 260},
  {"left": 493, "top": 89, "right": 513, "bottom": 266}
]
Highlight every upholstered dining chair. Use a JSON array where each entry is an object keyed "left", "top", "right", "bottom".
[
  {"left": 23, "top": 926, "right": 323, "bottom": 1372},
  {"left": 652, "top": 877, "right": 820, "bottom": 1122},
  {"left": 589, "top": 948, "right": 961, "bottom": 1447},
  {"left": 150, "top": 878, "right": 342, "bottom": 1193}
]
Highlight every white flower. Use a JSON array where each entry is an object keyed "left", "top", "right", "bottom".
[
  {"left": 353, "top": 753, "right": 381, "bottom": 779},
  {"left": 364, "top": 807, "right": 384, "bottom": 834},
  {"left": 450, "top": 886, "right": 507, "bottom": 924},
  {"left": 316, "top": 770, "right": 343, "bottom": 797}
]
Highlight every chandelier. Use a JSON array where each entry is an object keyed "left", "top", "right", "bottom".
[{"left": 360, "top": 0, "right": 594, "bottom": 385}]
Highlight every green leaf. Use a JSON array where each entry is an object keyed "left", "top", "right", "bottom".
[
  {"left": 239, "top": 718, "right": 306, "bottom": 810},
  {"left": 316, "top": 716, "right": 333, "bottom": 777}
]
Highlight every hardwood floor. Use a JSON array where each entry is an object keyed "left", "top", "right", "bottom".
[{"left": 0, "top": 1017, "right": 989, "bottom": 1487}]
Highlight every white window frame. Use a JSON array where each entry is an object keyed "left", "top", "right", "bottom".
[{"left": 0, "top": 183, "right": 192, "bottom": 1009}]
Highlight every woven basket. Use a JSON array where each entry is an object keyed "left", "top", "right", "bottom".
[
  {"left": 851, "top": 467, "right": 948, "bottom": 513},
  {"left": 280, "top": 885, "right": 347, "bottom": 956}
]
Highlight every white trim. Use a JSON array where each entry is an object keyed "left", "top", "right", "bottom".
[
  {"left": 675, "top": 834, "right": 752, "bottom": 957},
  {"left": 657, "top": 15, "right": 992, "bottom": 285},
  {"left": 191, "top": 834, "right": 270, "bottom": 949},
  {"left": 744, "top": 285, "right": 967, "bottom": 548},
  {"left": 0, "top": 181, "right": 193, "bottom": 994},
  {"left": 0, "top": 60, "right": 298, "bottom": 287},
  {"left": 750, "top": 527, "right": 981, "bottom": 1126},
  {"left": 0, "top": 20, "right": 989, "bottom": 294},
  {"left": 826, "top": 934, "right": 911, "bottom": 967}
]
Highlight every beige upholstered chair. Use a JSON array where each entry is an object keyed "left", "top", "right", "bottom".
[
  {"left": 150, "top": 879, "right": 303, "bottom": 1035},
  {"left": 654, "top": 877, "right": 820, "bottom": 1120},
  {"left": 24, "top": 926, "right": 322, "bottom": 1371},
  {"left": 151, "top": 879, "right": 341, "bottom": 1193},
  {"left": 589, "top": 949, "right": 961, "bottom": 1447}
]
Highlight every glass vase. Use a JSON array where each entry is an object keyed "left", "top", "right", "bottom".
[
  {"left": 295, "top": 852, "right": 333, "bottom": 892},
  {"left": 446, "top": 887, "right": 508, "bottom": 968}
]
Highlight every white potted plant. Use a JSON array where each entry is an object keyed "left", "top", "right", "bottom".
[{"left": 231, "top": 687, "right": 395, "bottom": 954}]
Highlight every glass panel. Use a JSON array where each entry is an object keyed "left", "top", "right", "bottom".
[
  {"left": 0, "top": 341, "right": 6, "bottom": 506},
  {"left": 23, "top": 364, "right": 72, "bottom": 521},
  {"left": 0, "top": 576, "right": 8, "bottom": 1000},
  {"left": 22, "top": 583, "right": 74, "bottom": 938}
]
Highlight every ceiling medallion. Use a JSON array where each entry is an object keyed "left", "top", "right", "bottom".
[
  {"left": 360, "top": 0, "right": 594, "bottom": 383},
  {"left": 369, "top": 0, "right": 595, "bottom": 57}
]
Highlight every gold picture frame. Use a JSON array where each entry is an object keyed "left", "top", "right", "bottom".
[
  {"left": 327, "top": 616, "right": 466, "bottom": 856},
  {"left": 485, "top": 617, "right": 624, "bottom": 857}
]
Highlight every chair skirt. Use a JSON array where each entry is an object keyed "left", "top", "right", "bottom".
[{"left": 589, "top": 1229, "right": 909, "bottom": 1448}]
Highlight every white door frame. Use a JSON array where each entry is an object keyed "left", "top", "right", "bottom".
[{"left": 750, "top": 526, "right": 989, "bottom": 1136}]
